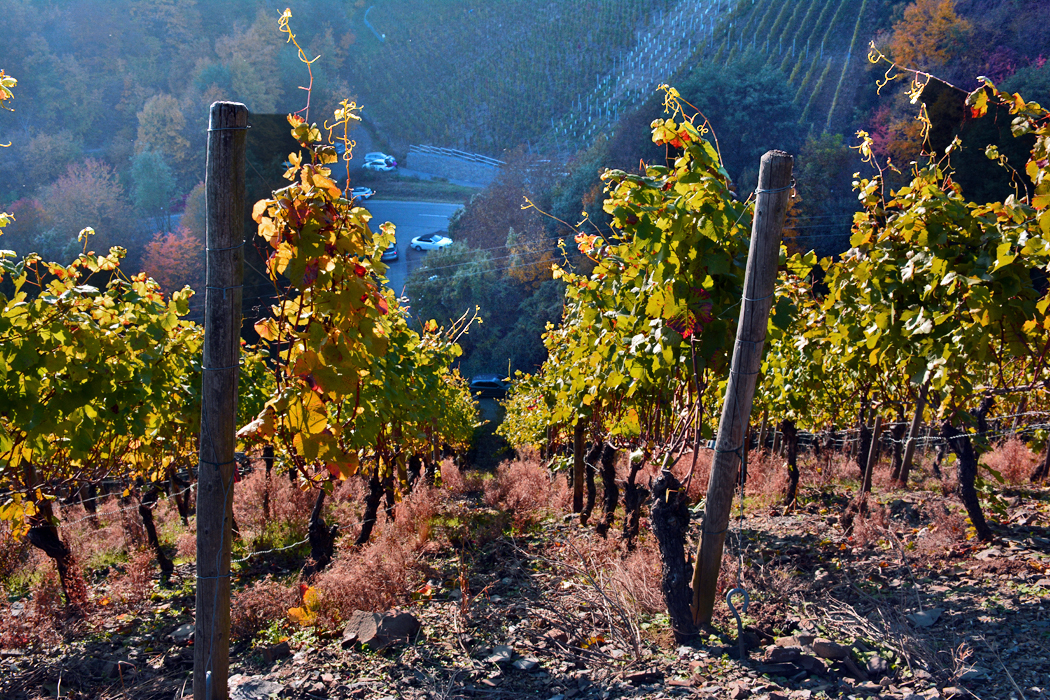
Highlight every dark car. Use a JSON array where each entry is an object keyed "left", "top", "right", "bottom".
[
  {"left": 469, "top": 374, "right": 509, "bottom": 398},
  {"left": 381, "top": 242, "right": 398, "bottom": 262}
]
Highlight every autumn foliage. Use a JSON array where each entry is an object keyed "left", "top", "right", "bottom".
[
  {"left": 141, "top": 225, "right": 204, "bottom": 293},
  {"left": 888, "top": 0, "right": 974, "bottom": 70}
]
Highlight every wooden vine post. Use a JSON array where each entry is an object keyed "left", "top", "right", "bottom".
[
  {"left": 195, "top": 101, "right": 247, "bottom": 700},
  {"left": 691, "top": 150, "right": 793, "bottom": 626},
  {"left": 898, "top": 380, "right": 929, "bottom": 485},
  {"left": 861, "top": 414, "right": 884, "bottom": 494},
  {"left": 572, "top": 420, "right": 585, "bottom": 513}
]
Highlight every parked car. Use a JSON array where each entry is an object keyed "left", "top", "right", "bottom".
[
  {"left": 381, "top": 241, "right": 398, "bottom": 262},
  {"left": 469, "top": 374, "right": 509, "bottom": 399},
  {"left": 350, "top": 186, "right": 374, "bottom": 200},
  {"left": 410, "top": 232, "right": 453, "bottom": 251},
  {"left": 364, "top": 152, "right": 397, "bottom": 167},
  {"left": 362, "top": 160, "right": 396, "bottom": 172}
]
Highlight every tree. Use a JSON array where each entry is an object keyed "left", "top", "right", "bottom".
[
  {"left": 18, "top": 130, "right": 82, "bottom": 191},
  {"left": 677, "top": 57, "right": 802, "bottom": 193},
  {"left": 888, "top": 0, "right": 973, "bottom": 71},
  {"left": 131, "top": 149, "right": 177, "bottom": 222},
  {"left": 180, "top": 181, "right": 207, "bottom": 241},
  {"left": 41, "top": 159, "right": 136, "bottom": 259},
  {"left": 136, "top": 93, "right": 191, "bottom": 174},
  {"left": 141, "top": 225, "right": 204, "bottom": 293},
  {"left": 790, "top": 133, "right": 856, "bottom": 255},
  {"left": 213, "top": 9, "right": 284, "bottom": 114},
  {"left": 0, "top": 198, "right": 49, "bottom": 257},
  {"left": 505, "top": 226, "right": 554, "bottom": 289}
]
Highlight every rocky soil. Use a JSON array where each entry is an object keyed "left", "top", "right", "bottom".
[{"left": 2, "top": 485, "right": 1049, "bottom": 700}]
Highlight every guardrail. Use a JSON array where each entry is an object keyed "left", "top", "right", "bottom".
[{"left": 408, "top": 145, "right": 505, "bottom": 168}]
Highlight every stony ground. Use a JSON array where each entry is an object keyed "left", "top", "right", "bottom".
[{"left": 2, "top": 482, "right": 1049, "bottom": 700}]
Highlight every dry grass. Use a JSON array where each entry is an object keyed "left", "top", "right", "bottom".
[
  {"left": 306, "top": 484, "right": 448, "bottom": 628},
  {"left": 233, "top": 469, "right": 314, "bottom": 546},
  {"left": 102, "top": 549, "right": 155, "bottom": 609},
  {"left": 484, "top": 454, "right": 558, "bottom": 531},
  {"left": 981, "top": 437, "right": 1039, "bottom": 484},
  {"left": 440, "top": 458, "right": 486, "bottom": 495},
  {"left": 230, "top": 575, "right": 299, "bottom": 640}
]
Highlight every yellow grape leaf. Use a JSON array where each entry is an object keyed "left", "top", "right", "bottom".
[
  {"left": 252, "top": 199, "right": 270, "bottom": 223},
  {"left": 967, "top": 88, "right": 988, "bottom": 119},
  {"left": 287, "top": 390, "right": 327, "bottom": 435},
  {"left": 287, "top": 606, "right": 316, "bottom": 625},
  {"left": 254, "top": 318, "right": 279, "bottom": 341},
  {"left": 237, "top": 406, "right": 276, "bottom": 440}
]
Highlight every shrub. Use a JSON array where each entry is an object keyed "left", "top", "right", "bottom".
[
  {"left": 981, "top": 437, "right": 1038, "bottom": 484},
  {"left": 230, "top": 576, "right": 298, "bottom": 640},
  {"left": 233, "top": 468, "right": 313, "bottom": 546},
  {"left": 311, "top": 531, "right": 416, "bottom": 629},
  {"left": 103, "top": 549, "right": 155, "bottom": 609},
  {"left": 484, "top": 456, "right": 554, "bottom": 530}
]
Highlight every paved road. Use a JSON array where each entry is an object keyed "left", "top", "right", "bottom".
[{"left": 364, "top": 200, "right": 464, "bottom": 295}]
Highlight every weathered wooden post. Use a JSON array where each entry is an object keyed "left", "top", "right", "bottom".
[
  {"left": 897, "top": 381, "right": 929, "bottom": 485},
  {"left": 862, "top": 414, "right": 884, "bottom": 494},
  {"left": 572, "top": 420, "right": 585, "bottom": 513},
  {"left": 757, "top": 410, "right": 769, "bottom": 452},
  {"left": 195, "top": 101, "right": 247, "bottom": 700},
  {"left": 691, "top": 150, "right": 793, "bottom": 626}
]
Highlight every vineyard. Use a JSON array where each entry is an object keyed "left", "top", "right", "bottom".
[
  {"left": 4, "top": 6, "right": 1050, "bottom": 700},
  {"left": 342, "top": 0, "right": 674, "bottom": 155},
  {"left": 546, "top": 0, "right": 877, "bottom": 149}
]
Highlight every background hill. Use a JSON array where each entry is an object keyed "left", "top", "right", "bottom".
[{"left": 3, "top": 0, "right": 1050, "bottom": 375}]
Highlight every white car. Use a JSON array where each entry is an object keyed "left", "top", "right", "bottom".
[
  {"left": 364, "top": 152, "right": 397, "bottom": 167},
  {"left": 410, "top": 232, "right": 453, "bottom": 251},
  {"left": 362, "top": 160, "right": 396, "bottom": 172},
  {"left": 350, "top": 186, "right": 374, "bottom": 200}
]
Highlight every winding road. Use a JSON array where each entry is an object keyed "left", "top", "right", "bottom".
[{"left": 363, "top": 200, "right": 464, "bottom": 296}]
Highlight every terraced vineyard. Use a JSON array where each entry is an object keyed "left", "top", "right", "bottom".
[
  {"left": 547, "top": 0, "right": 877, "bottom": 151},
  {"left": 342, "top": 0, "right": 673, "bottom": 155},
  {"left": 698, "top": 0, "right": 876, "bottom": 133}
]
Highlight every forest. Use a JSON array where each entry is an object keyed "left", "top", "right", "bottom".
[{"left": 2, "top": 1, "right": 1050, "bottom": 700}]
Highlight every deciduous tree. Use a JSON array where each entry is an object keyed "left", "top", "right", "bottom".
[
  {"left": 41, "top": 159, "right": 135, "bottom": 257},
  {"left": 141, "top": 225, "right": 204, "bottom": 293},
  {"left": 888, "top": 0, "right": 973, "bottom": 71}
]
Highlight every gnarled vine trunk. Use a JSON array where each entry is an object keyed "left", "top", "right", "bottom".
[
  {"left": 356, "top": 472, "right": 384, "bottom": 546},
  {"left": 649, "top": 470, "right": 697, "bottom": 643},
  {"left": 888, "top": 421, "right": 907, "bottom": 482},
  {"left": 782, "top": 420, "right": 799, "bottom": 507},
  {"left": 138, "top": 488, "right": 174, "bottom": 578},
  {"left": 940, "top": 421, "right": 994, "bottom": 541},
  {"left": 581, "top": 441, "right": 602, "bottom": 526},
  {"left": 857, "top": 421, "right": 872, "bottom": 481},
  {"left": 622, "top": 458, "right": 648, "bottom": 549},
  {"left": 301, "top": 487, "right": 339, "bottom": 579},
  {"left": 596, "top": 443, "right": 620, "bottom": 537},
  {"left": 26, "top": 491, "right": 87, "bottom": 609}
]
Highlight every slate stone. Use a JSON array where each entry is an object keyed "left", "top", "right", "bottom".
[
  {"left": 260, "top": 641, "right": 290, "bottom": 664},
  {"left": 229, "top": 674, "right": 285, "bottom": 700},
  {"left": 484, "top": 645, "right": 514, "bottom": 664},
  {"left": 754, "top": 662, "right": 801, "bottom": 677},
  {"left": 625, "top": 669, "right": 664, "bottom": 685},
  {"left": 341, "top": 610, "right": 421, "bottom": 650},
  {"left": 171, "top": 623, "right": 194, "bottom": 644},
  {"left": 544, "top": 628, "right": 569, "bottom": 644},
  {"left": 865, "top": 654, "right": 889, "bottom": 678},
  {"left": 797, "top": 654, "right": 829, "bottom": 676},
  {"left": 766, "top": 646, "right": 801, "bottom": 663},
  {"left": 811, "top": 638, "right": 849, "bottom": 660},
  {"left": 906, "top": 609, "right": 943, "bottom": 628}
]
